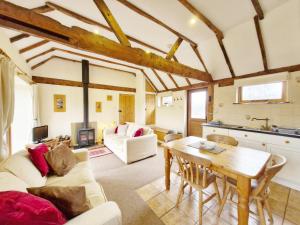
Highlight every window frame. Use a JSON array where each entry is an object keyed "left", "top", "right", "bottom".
[
  {"left": 161, "top": 95, "right": 173, "bottom": 106},
  {"left": 237, "top": 81, "right": 287, "bottom": 104}
]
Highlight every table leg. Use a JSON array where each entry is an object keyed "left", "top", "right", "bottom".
[
  {"left": 164, "top": 147, "right": 171, "bottom": 190},
  {"left": 237, "top": 176, "right": 251, "bottom": 225}
]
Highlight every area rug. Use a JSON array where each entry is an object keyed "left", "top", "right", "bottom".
[{"left": 88, "top": 145, "right": 112, "bottom": 158}]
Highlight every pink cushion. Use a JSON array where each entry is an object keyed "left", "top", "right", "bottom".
[
  {"left": 114, "top": 126, "right": 118, "bottom": 134},
  {"left": 28, "top": 144, "right": 49, "bottom": 177},
  {"left": 134, "top": 128, "right": 144, "bottom": 137},
  {"left": 0, "top": 191, "right": 66, "bottom": 225}
]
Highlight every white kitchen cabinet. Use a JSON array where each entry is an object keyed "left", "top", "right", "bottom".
[
  {"left": 202, "top": 126, "right": 229, "bottom": 138},
  {"left": 268, "top": 144, "right": 300, "bottom": 190},
  {"left": 236, "top": 138, "right": 268, "bottom": 152}
]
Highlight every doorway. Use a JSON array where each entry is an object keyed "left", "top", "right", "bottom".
[
  {"left": 145, "top": 94, "right": 156, "bottom": 125},
  {"left": 119, "top": 94, "right": 135, "bottom": 124},
  {"left": 187, "top": 88, "right": 208, "bottom": 137}
]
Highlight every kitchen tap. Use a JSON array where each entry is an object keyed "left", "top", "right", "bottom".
[{"left": 251, "top": 117, "right": 271, "bottom": 131}]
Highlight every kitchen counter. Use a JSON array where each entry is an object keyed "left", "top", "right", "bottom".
[{"left": 203, "top": 123, "right": 300, "bottom": 139}]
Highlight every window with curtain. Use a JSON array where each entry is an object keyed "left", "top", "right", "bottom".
[{"left": 11, "top": 76, "right": 34, "bottom": 153}]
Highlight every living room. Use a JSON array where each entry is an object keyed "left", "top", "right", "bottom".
[{"left": 1, "top": 0, "right": 300, "bottom": 225}]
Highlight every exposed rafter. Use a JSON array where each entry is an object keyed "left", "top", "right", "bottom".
[
  {"left": 26, "top": 48, "right": 55, "bottom": 62},
  {"left": 45, "top": 2, "right": 167, "bottom": 55},
  {"left": 159, "top": 81, "right": 209, "bottom": 93},
  {"left": 254, "top": 15, "right": 268, "bottom": 71},
  {"left": 251, "top": 0, "right": 264, "bottom": 20},
  {"left": 10, "top": 33, "right": 30, "bottom": 43},
  {"left": 32, "top": 5, "right": 54, "bottom": 13},
  {"left": 166, "top": 37, "right": 183, "bottom": 60},
  {"left": 0, "top": 1, "right": 211, "bottom": 81},
  {"left": 218, "top": 39, "right": 235, "bottom": 77},
  {"left": 31, "top": 56, "right": 54, "bottom": 69},
  {"left": 190, "top": 44, "right": 209, "bottom": 74},
  {"left": 141, "top": 69, "right": 158, "bottom": 93},
  {"left": 93, "top": 0, "right": 131, "bottom": 46},
  {"left": 185, "top": 78, "right": 192, "bottom": 86},
  {"left": 178, "top": 0, "right": 223, "bottom": 39},
  {"left": 167, "top": 73, "right": 179, "bottom": 88},
  {"left": 152, "top": 69, "right": 168, "bottom": 90},
  {"left": 19, "top": 40, "right": 49, "bottom": 53},
  {"left": 52, "top": 55, "right": 136, "bottom": 76},
  {"left": 116, "top": 0, "right": 197, "bottom": 47}
]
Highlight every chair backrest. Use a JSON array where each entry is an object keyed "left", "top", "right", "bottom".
[
  {"left": 206, "top": 134, "right": 238, "bottom": 146},
  {"left": 170, "top": 148, "right": 212, "bottom": 188},
  {"left": 164, "top": 133, "right": 182, "bottom": 143},
  {"left": 252, "top": 154, "right": 287, "bottom": 197}
]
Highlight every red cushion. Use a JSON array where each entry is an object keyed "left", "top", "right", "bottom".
[
  {"left": 28, "top": 144, "right": 49, "bottom": 177},
  {"left": 114, "top": 126, "right": 118, "bottom": 134},
  {"left": 134, "top": 128, "right": 144, "bottom": 137},
  {"left": 0, "top": 191, "right": 66, "bottom": 225}
]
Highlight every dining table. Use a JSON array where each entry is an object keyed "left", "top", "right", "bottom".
[{"left": 163, "top": 136, "right": 271, "bottom": 225}]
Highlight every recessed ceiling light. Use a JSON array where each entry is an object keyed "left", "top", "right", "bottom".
[{"left": 189, "top": 17, "right": 197, "bottom": 25}]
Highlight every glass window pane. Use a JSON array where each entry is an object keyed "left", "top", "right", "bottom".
[
  {"left": 162, "top": 96, "right": 173, "bottom": 106},
  {"left": 242, "top": 82, "right": 283, "bottom": 101},
  {"left": 191, "top": 91, "right": 207, "bottom": 119}
]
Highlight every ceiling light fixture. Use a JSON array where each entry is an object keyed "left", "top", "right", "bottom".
[
  {"left": 189, "top": 17, "right": 197, "bottom": 25},
  {"left": 93, "top": 29, "right": 100, "bottom": 35},
  {"left": 145, "top": 50, "right": 151, "bottom": 54}
]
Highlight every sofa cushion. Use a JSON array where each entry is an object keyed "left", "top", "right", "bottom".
[
  {"left": 134, "top": 128, "right": 144, "bottom": 137},
  {"left": 28, "top": 143, "right": 49, "bottom": 177},
  {"left": 27, "top": 186, "right": 91, "bottom": 219},
  {"left": 45, "top": 143, "right": 78, "bottom": 176},
  {"left": 0, "top": 191, "right": 66, "bottom": 225},
  {"left": 46, "top": 161, "right": 94, "bottom": 186},
  {"left": 126, "top": 123, "right": 135, "bottom": 137},
  {"left": 117, "top": 124, "right": 128, "bottom": 136},
  {"left": 83, "top": 182, "right": 107, "bottom": 208},
  {"left": 0, "top": 172, "right": 28, "bottom": 192},
  {"left": 0, "top": 151, "right": 47, "bottom": 187}
]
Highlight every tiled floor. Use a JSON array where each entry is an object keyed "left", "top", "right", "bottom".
[{"left": 136, "top": 172, "right": 300, "bottom": 225}]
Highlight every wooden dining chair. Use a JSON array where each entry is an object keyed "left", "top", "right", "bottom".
[
  {"left": 217, "top": 154, "right": 287, "bottom": 225},
  {"left": 170, "top": 148, "right": 221, "bottom": 225},
  {"left": 206, "top": 134, "right": 238, "bottom": 146}
]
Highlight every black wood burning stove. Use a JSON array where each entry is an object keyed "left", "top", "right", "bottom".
[{"left": 77, "top": 60, "right": 95, "bottom": 147}]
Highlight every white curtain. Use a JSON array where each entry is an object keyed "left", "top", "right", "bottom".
[{"left": 0, "top": 56, "right": 15, "bottom": 161}]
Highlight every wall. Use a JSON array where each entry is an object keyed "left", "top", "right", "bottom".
[
  {"left": 34, "top": 58, "right": 140, "bottom": 138},
  {"left": 155, "top": 90, "right": 187, "bottom": 134},
  {"left": 0, "top": 29, "right": 31, "bottom": 75},
  {"left": 213, "top": 71, "right": 300, "bottom": 128}
]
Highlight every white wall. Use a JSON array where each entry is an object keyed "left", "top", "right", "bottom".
[
  {"left": 34, "top": 58, "right": 143, "bottom": 138},
  {"left": 213, "top": 71, "right": 300, "bottom": 128},
  {"left": 135, "top": 73, "right": 146, "bottom": 125},
  {"left": 155, "top": 91, "right": 187, "bottom": 134},
  {"left": 0, "top": 29, "right": 31, "bottom": 75}
]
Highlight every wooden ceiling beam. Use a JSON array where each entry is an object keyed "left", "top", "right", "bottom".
[
  {"left": 52, "top": 55, "right": 136, "bottom": 76},
  {"left": 0, "top": 1, "right": 211, "bottom": 81},
  {"left": 93, "top": 0, "right": 131, "bottom": 46},
  {"left": 152, "top": 69, "right": 168, "bottom": 90},
  {"left": 166, "top": 37, "right": 183, "bottom": 60},
  {"left": 26, "top": 48, "right": 55, "bottom": 62},
  {"left": 218, "top": 39, "right": 235, "bottom": 77},
  {"left": 167, "top": 73, "right": 179, "bottom": 88},
  {"left": 254, "top": 15, "right": 268, "bottom": 71},
  {"left": 116, "top": 0, "right": 197, "bottom": 47},
  {"left": 178, "top": 0, "right": 223, "bottom": 39},
  {"left": 185, "top": 77, "right": 192, "bottom": 86},
  {"left": 32, "top": 5, "right": 54, "bottom": 13},
  {"left": 141, "top": 69, "right": 158, "bottom": 93},
  {"left": 10, "top": 33, "right": 30, "bottom": 43},
  {"left": 190, "top": 44, "right": 209, "bottom": 74},
  {"left": 251, "top": 0, "right": 264, "bottom": 20},
  {"left": 158, "top": 81, "right": 209, "bottom": 93},
  {"left": 45, "top": 2, "right": 167, "bottom": 55},
  {"left": 19, "top": 40, "right": 49, "bottom": 54},
  {"left": 31, "top": 56, "right": 54, "bottom": 69}
]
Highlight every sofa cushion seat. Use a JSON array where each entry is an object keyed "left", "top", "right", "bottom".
[
  {"left": 0, "top": 172, "right": 28, "bottom": 192},
  {"left": 46, "top": 161, "right": 94, "bottom": 186},
  {"left": 105, "top": 134, "right": 129, "bottom": 151},
  {"left": 83, "top": 182, "right": 107, "bottom": 208}
]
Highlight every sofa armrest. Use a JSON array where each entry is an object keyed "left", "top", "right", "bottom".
[
  {"left": 72, "top": 148, "right": 89, "bottom": 162},
  {"left": 65, "top": 201, "right": 122, "bottom": 225},
  {"left": 103, "top": 128, "right": 115, "bottom": 139}
]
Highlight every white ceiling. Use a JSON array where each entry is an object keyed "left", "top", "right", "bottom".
[{"left": 1, "top": 0, "right": 299, "bottom": 91}]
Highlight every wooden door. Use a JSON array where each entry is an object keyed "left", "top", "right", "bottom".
[
  {"left": 146, "top": 94, "right": 156, "bottom": 125},
  {"left": 187, "top": 88, "right": 208, "bottom": 137},
  {"left": 119, "top": 94, "right": 135, "bottom": 124}
]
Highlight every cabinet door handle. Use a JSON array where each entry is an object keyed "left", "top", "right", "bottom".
[
  {"left": 262, "top": 143, "right": 266, "bottom": 147},
  {"left": 244, "top": 134, "right": 248, "bottom": 137},
  {"left": 285, "top": 140, "right": 290, "bottom": 144}
]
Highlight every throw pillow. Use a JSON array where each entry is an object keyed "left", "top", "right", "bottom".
[
  {"left": 114, "top": 126, "right": 118, "bottom": 134},
  {"left": 28, "top": 143, "right": 49, "bottom": 177},
  {"left": 44, "top": 143, "right": 77, "bottom": 176},
  {"left": 27, "top": 186, "right": 91, "bottom": 219},
  {"left": 134, "top": 128, "right": 144, "bottom": 137},
  {"left": 117, "top": 124, "right": 128, "bottom": 136},
  {"left": 0, "top": 191, "right": 66, "bottom": 225}
]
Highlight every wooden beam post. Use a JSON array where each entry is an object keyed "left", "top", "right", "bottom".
[
  {"left": 251, "top": 0, "right": 264, "bottom": 20},
  {"left": 0, "top": 1, "right": 211, "bottom": 81},
  {"left": 93, "top": 0, "right": 131, "bottom": 46},
  {"left": 19, "top": 40, "right": 49, "bottom": 54},
  {"left": 152, "top": 69, "right": 168, "bottom": 90},
  {"left": 166, "top": 37, "right": 183, "bottom": 60},
  {"left": 254, "top": 15, "right": 268, "bottom": 71}
]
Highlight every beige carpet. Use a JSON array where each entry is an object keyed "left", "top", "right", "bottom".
[{"left": 90, "top": 147, "right": 166, "bottom": 225}]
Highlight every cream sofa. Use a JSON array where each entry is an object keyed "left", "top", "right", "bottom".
[
  {"left": 0, "top": 149, "right": 122, "bottom": 225},
  {"left": 103, "top": 123, "right": 157, "bottom": 164}
]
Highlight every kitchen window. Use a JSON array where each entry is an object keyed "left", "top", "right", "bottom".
[
  {"left": 161, "top": 96, "right": 173, "bottom": 106},
  {"left": 238, "top": 81, "right": 287, "bottom": 103}
]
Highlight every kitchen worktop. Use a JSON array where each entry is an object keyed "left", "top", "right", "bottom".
[{"left": 203, "top": 123, "right": 300, "bottom": 139}]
